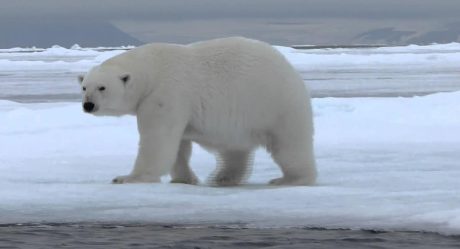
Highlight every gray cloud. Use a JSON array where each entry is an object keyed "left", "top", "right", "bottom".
[{"left": 2, "top": 0, "right": 460, "bottom": 21}]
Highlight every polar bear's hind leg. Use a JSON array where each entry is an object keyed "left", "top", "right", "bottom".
[
  {"left": 268, "top": 116, "right": 316, "bottom": 186},
  {"left": 269, "top": 145, "right": 316, "bottom": 186},
  {"left": 210, "top": 150, "right": 254, "bottom": 186}
]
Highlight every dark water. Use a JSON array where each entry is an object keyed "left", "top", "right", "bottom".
[{"left": 1, "top": 223, "right": 460, "bottom": 249}]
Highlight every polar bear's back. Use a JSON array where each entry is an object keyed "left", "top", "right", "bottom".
[
  {"left": 188, "top": 37, "right": 309, "bottom": 104},
  {"left": 189, "top": 37, "right": 304, "bottom": 89},
  {"left": 112, "top": 37, "right": 307, "bottom": 98}
]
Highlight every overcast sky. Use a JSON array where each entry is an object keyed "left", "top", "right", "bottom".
[
  {"left": 1, "top": 0, "right": 460, "bottom": 47},
  {"left": 3, "top": 0, "right": 460, "bottom": 20}
]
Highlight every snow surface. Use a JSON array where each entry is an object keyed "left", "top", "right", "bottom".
[{"left": 1, "top": 43, "right": 460, "bottom": 235}]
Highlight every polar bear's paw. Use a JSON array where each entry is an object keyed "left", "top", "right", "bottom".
[
  {"left": 112, "top": 174, "right": 160, "bottom": 184},
  {"left": 170, "top": 176, "right": 199, "bottom": 185},
  {"left": 211, "top": 175, "right": 242, "bottom": 187},
  {"left": 269, "top": 176, "right": 315, "bottom": 186}
]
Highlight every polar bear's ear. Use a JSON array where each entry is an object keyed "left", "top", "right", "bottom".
[
  {"left": 119, "top": 73, "right": 130, "bottom": 86},
  {"left": 78, "top": 75, "right": 85, "bottom": 85}
]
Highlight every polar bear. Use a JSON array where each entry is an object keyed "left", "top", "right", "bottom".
[{"left": 78, "top": 37, "right": 316, "bottom": 186}]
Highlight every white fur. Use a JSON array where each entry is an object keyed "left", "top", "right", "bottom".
[{"left": 79, "top": 37, "right": 316, "bottom": 186}]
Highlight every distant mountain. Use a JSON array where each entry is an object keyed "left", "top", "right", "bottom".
[
  {"left": 407, "top": 22, "right": 460, "bottom": 45},
  {"left": 0, "top": 19, "right": 142, "bottom": 48},
  {"left": 1, "top": 17, "right": 459, "bottom": 48},
  {"left": 354, "top": 22, "right": 460, "bottom": 45},
  {"left": 354, "top": 28, "right": 415, "bottom": 45}
]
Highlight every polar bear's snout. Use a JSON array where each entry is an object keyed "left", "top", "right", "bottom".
[{"left": 83, "top": 102, "right": 96, "bottom": 113}]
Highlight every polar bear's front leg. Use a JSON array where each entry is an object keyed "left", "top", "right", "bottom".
[
  {"left": 170, "top": 140, "right": 199, "bottom": 185},
  {"left": 112, "top": 130, "right": 183, "bottom": 184},
  {"left": 112, "top": 102, "right": 186, "bottom": 184}
]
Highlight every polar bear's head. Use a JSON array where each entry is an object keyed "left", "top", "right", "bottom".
[{"left": 78, "top": 65, "right": 137, "bottom": 116}]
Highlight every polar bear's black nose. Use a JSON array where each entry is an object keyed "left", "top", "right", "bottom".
[{"left": 83, "top": 102, "right": 95, "bottom": 112}]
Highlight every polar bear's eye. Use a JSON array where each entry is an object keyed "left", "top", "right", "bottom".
[
  {"left": 82, "top": 87, "right": 86, "bottom": 91},
  {"left": 98, "top": 86, "right": 106, "bottom": 91}
]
